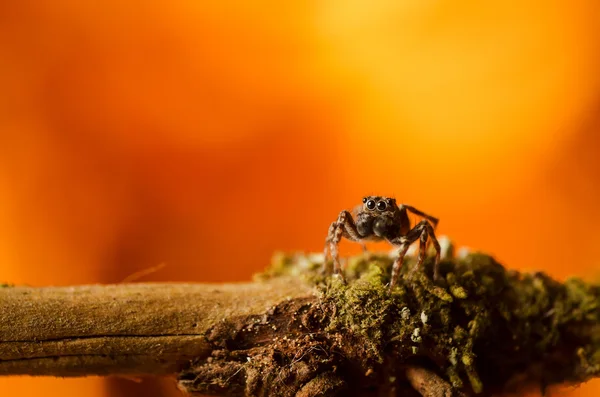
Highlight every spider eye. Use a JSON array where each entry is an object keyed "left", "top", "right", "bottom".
[
  {"left": 362, "top": 197, "right": 367, "bottom": 203},
  {"left": 366, "top": 200, "right": 376, "bottom": 210},
  {"left": 377, "top": 201, "right": 387, "bottom": 211}
]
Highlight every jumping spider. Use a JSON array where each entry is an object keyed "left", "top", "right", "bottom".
[{"left": 324, "top": 196, "right": 441, "bottom": 290}]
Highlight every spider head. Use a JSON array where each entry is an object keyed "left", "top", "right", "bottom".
[
  {"left": 355, "top": 196, "right": 400, "bottom": 240},
  {"left": 358, "top": 196, "right": 399, "bottom": 238},
  {"left": 361, "top": 196, "right": 397, "bottom": 213}
]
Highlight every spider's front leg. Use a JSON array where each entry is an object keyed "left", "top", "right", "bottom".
[
  {"left": 388, "top": 220, "right": 441, "bottom": 290},
  {"left": 324, "top": 210, "right": 362, "bottom": 283}
]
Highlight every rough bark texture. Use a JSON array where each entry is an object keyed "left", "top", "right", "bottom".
[{"left": 1, "top": 251, "right": 599, "bottom": 397}]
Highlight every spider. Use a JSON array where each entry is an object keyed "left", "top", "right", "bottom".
[{"left": 324, "top": 196, "right": 441, "bottom": 290}]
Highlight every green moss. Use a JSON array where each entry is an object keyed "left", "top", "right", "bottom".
[
  {"left": 322, "top": 262, "right": 397, "bottom": 362},
  {"left": 260, "top": 250, "right": 600, "bottom": 395}
]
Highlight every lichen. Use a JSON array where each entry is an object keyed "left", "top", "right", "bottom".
[{"left": 258, "top": 250, "right": 600, "bottom": 395}]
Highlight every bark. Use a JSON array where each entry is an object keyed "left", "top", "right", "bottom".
[{"left": 0, "top": 279, "right": 312, "bottom": 377}]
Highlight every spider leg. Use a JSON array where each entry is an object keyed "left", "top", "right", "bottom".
[
  {"left": 324, "top": 210, "right": 361, "bottom": 282},
  {"left": 323, "top": 222, "right": 336, "bottom": 269},
  {"left": 387, "top": 227, "right": 422, "bottom": 289},
  {"left": 388, "top": 220, "right": 441, "bottom": 289},
  {"left": 401, "top": 204, "right": 441, "bottom": 274},
  {"left": 414, "top": 223, "right": 442, "bottom": 280},
  {"left": 402, "top": 205, "right": 439, "bottom": 230},
  {"left": 417, "top": 227, "right": 428, "bottom": 268}
]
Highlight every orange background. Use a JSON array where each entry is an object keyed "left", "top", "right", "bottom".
[{"left": 1, "top": 1, "right": 600, "bottom": 396}]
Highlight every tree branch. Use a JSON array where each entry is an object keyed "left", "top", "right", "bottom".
[
  {"left": 0, "top": 279, "right": 312, "bottom": 376},
  {"left": 1, "top": 251, "right": 599, "bottom": 397}
]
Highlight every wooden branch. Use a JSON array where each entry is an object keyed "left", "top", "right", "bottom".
[
  {"left": 0, "top": 279, "right": 313, "bottom": 377},
  {"left": 1, "top": 252, "right": 599, "bottom": 397}
]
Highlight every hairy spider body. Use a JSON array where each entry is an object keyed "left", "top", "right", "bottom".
[{"left": 324, "top": 196, "right": 441, "bottom": 290}]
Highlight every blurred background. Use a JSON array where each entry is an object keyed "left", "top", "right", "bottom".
[{"left": 1, "top": 1, "right": 599, "bottom": 396}]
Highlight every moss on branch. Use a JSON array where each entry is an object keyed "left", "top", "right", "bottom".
[{"left": 180, "top": 251, "right": 600, "bottom": 396}]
